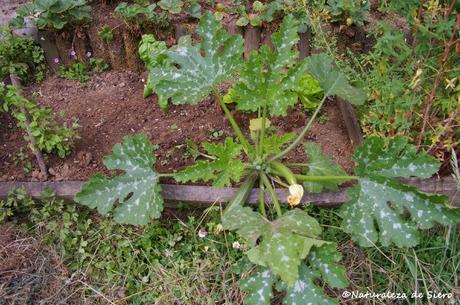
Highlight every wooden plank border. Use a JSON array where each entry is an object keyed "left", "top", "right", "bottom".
[{"left": 0, "top": 178, "right": 457, "bottom": 208}]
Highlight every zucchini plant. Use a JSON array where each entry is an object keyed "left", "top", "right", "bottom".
[{"left": 75, "top": 13, "right": 460, "bottom": 304}]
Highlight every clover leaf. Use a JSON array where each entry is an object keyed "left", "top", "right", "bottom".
[
  {"left": 174, "top": 137, "right": 245, "bottom": 187},
  {"left": 341, "top": 136, "right": 460, "bottom": 247},
  {"left": 150, "top": 12, "right": 243, "bottom": 105},
  {"left": 75, "top": 134, "right": 163, "bottom": 226}
]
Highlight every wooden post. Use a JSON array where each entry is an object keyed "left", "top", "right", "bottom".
[
  {"left": 337, "top": 98, "right": 363, "bottom": 147},
  {"left": 244, "top": 26, "right": 260, "bottom": 59},
  {"left": 36, "top": 30, "right": 61, "bottom": 73},
  {"left": 298, "top": 29, "right": 311, "bottom": 61}
]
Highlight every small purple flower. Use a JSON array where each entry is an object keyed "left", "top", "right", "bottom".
[
  {"left": 53, "top": 57, "right": 60, "bottom": 64},
  {"left": 69, "top": 50, "right": 76, "bottom": 58},
  {"left": 85, "top": 51, "right": 92, "bottom": 58}
]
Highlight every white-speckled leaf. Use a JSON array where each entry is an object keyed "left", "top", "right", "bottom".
[
  {"left": 341, "top": 137, "right": 460, "bottom": 247},
  {"left": 308, "top": 244, "right": 348, "bottom": 288},
  {"left": 75, "top": 134, "right": 163, "bottom": 226},
  {"left": 240, "top": 268, "right": 276, "bottom": 305},
  {"left": 307, "top": 53, "right": 366, "bottom": 105},
  {"left": 245, "top": 210, "right": 325, "bottom": 285},
  {"left": 283, "top": 264, "right": 339, "bottom": 305},
  {"left": 233, "top": 15, "right": 308, "bottom": 116},
  {"left": 151, "top": 12, "right": 243, "bottom": 105},
  {"left": 222, "top": 205, "right": 268, "bottom": 246},
  {"left": 174, "top": 137, "right": 245, "bottom": 187},
  {"left": 353, "top": 136, "right": 440, "bottom": 178},
  {"left": 303, "top": 142, "right": 349, "bottom": 193}
]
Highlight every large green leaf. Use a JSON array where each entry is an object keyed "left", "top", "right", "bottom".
[
  {"left": 174, "top": 137, "right": 245, "bottom": 187},
  {"left": 222, "top": 205, "right": 267, "bottom": 246},
  {"left": 224, "top": 207, "right": 325, "bottom": 285},
  {"left": 75, "top": 134, "right": 163, "bottom": 225},
  {"left": 307, "top": 53, "right": 366, "bottom": 105},
  {"left": 341, "top": 136, "right": 460, "bottom": 247},
  {"left": 241, "top": 243, "right": 347, "bottom": 305},
  {"left": 303, "top": 142, "right": 349, "bottom": 193},
  {"left": 353, "top": 137, "right": 439, "bottom": 179},
  {"left": 232, "top": 15, "right": 307, "bottom": 116},
  {"left": 240, "top": 267, "right": 276, "bottom": 305},
  {"left": 283, "top": 264, "right": 339, "bottom": 305},
  {"left": 150, "top": 12, "right": 243, "bottom": 105}
]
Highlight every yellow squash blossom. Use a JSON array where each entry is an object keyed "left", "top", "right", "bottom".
[{"left": 287, "top": 184, "right": 304, "bottom": 207}]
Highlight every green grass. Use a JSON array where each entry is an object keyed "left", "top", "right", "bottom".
[{"left": 1, "top": 189, "right": 459, "bottom": 304}]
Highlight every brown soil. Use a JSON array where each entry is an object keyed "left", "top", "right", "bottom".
[
  {"left": 0, "top": 70, "right": 354, "bottom": 182},
  {"left": 0, "top": 224, "right": 79, "bottom": 305}
]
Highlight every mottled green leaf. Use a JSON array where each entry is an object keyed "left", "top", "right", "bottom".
[
  {"left": 151, "top": 12, "right": 243, "bottom": 105},
  {"left": 283, "top": 264, "right": 339, "bottom": 305},
  {"left": 341, "top": 136, "right": 460, "bottom": 247},
  {"left": 308, "top": 244, "right": 348, "bottom": 288},
  {"left": 232, "top": 15, "right": 307, "bottom": 116},
  {"left": 222, "top": 205, "right": 267, "bottom": 246},
  {"left": 245, "top": 210, "right": 325, "bottom": 285},
  {"left": 175, "top": 137, "right": 245, "bottom": 187},
  {"left": 353, "top": 136, "right": 439, "bottom": 179},
  {"left": 307, "top": 53, "right": 366, "bottom": 105},
  {"left": 75, "top": 134, "right": 163, "bottom": 225},
  {"left": 240, "top": 267, "right": 276, "bottom": 305},
  {"left": 303, "top": 142, "right": 349, "bottom": 193}
]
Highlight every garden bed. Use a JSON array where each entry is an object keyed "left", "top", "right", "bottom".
[{"left": 0, "top": 70, "right": 355, "bottom": 182}]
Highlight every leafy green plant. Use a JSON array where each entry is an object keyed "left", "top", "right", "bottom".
[
  {"left": 235, "top": 0, "right": 305, "bottom": 27},
  {"left": 58, "top": 59, "right": 109, "bottom": 82},
  {"left": 88, "top": 57, "right": 110, "bottom": 73},
  {"left": 10, "top": 0, "right": 92, "bottom": 30},
  {"left": 158, "top": 0, "right": 184, "bottom": 14},
  {"left": 97, "top": 25, "right": 113, "bottom": 42},
  {"left": 115, "top": 1, "right": 171, "bottom": 28},
  {"left": 325, "top": 0, "right": 370, "bottom": 26},
  {"left": 58, "top": 62, "right": 90, "bottom": 82},
  {"left": 138, "top": 34, "right": 170, "bottom": 108},
  {"left": 74, "top": 13, "right": 460, "bottom": 304},
  {"left": 360, "top": 1, "right": 459, "bottom": 155},
  {"left": 0, "top": 28, "right": 46, "bottom": 83},
  {"left": 0, "top": 84, "right": 79, "bottom": 158}
]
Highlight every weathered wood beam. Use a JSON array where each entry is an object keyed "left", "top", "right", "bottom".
[{"left": 0, "top": 178, "right": 457, "bottom": 207}]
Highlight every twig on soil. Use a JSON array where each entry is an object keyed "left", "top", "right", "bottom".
[{"left": 9, "top": 74, "right": 49, "bottom": 180}]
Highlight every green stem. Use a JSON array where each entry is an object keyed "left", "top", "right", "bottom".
[
  {"left": 258, "top": 106, "right": 267, "bottom": 158},
  {"left": 286, "top": 163, "right": 310, "bottom": 168},
  {"left": 268, "top": 95, "right": 327, "bottom": 163},
  {"left": 159, "top": 173, "right": 176, "bottom": 178},
  {"left": 294, "top": 174, "right": 358, "bottom": 182},
  {"left": 258, "top": 177, "right": 267, "bottom": 217},
  {"left": 211, "top": 86, "right": 252, "bottom": 155},
  {"left": 261, "top": 172, "right": 282, "bottom": 217}
]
